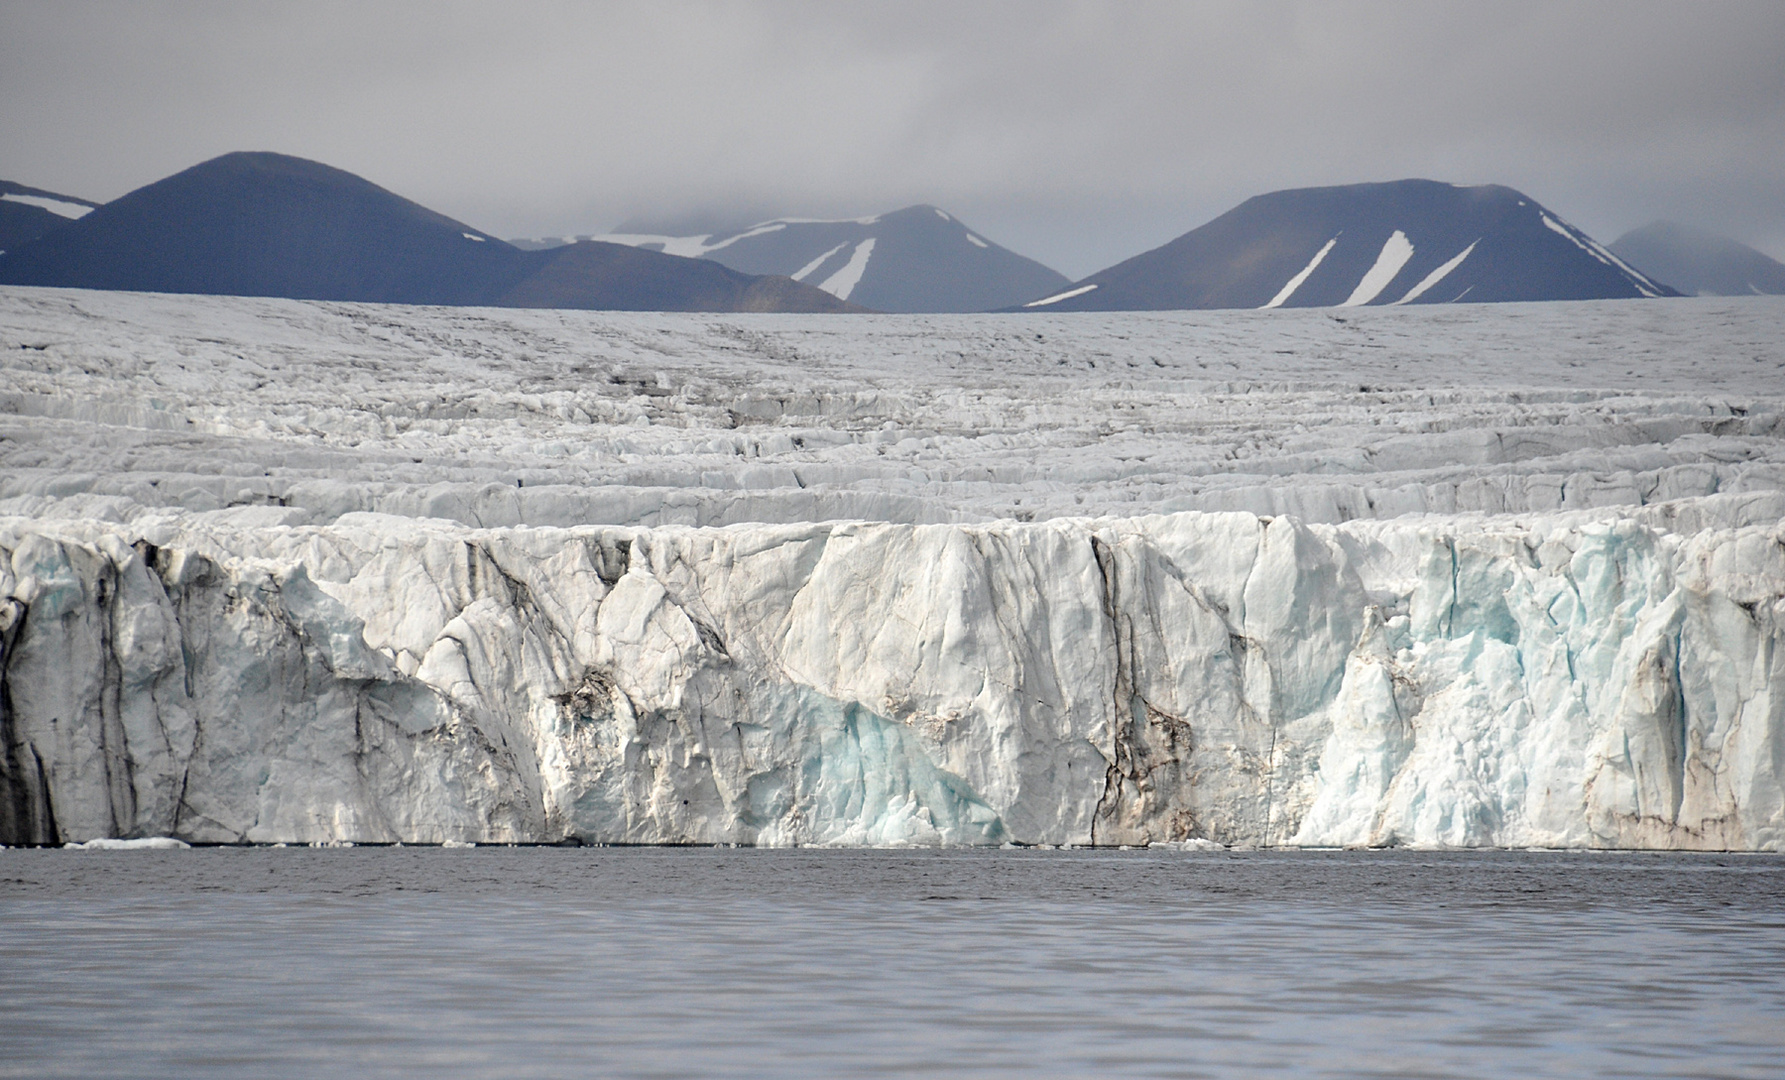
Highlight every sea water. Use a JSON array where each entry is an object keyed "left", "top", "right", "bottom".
[{"left": 2, "top": 848, "right": 1781, "bottom": 1078}]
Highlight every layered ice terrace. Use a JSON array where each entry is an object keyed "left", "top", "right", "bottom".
[{"left": 2, "top": 287, "right": 1782, "bottom": 848}]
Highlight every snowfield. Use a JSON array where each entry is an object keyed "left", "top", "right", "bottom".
[{"left": 1, "top": 286, "right": 1782, "bottom": 849}]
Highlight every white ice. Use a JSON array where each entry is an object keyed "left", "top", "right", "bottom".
[
  {"left": 966, "top": 234, "right": 988, "bottom": 248},
  {"left": 1262, "top": 237, "right": 1339, "bottom": 309},
  {"left": 64, "top": 837, "right": 190, "bottom": 850},
  {"left": 1, "top": 286, "right": 1782, "bottom": 850},
  {"left": 1342, "top": 231, "right": 1415, "bottom": 306},
  {"left": 462, "top": 233, "right": 485, "bottom": 242}
]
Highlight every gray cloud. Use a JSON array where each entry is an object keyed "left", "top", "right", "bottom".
[{"left": 3, "top": 0, "right": 1782, "bottom": 277}]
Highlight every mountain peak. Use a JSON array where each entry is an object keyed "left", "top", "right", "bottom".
[
  {"left": 1018, "top": 179, "right": 1672, "bottom": 311},
  {"left": 1, "top": 179, "right": 100, "bottom": 256},
  {"left": 0, "top": 151, "right": 860, "bottom": 313},
  {"left": 1609, "top": 221, "right": 1785, "bottom": 297},
  {"left": 585, "top": 203, "right": 1067, "bottom": 312}
]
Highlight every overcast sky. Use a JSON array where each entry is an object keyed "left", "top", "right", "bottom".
[{"left": 4, "top": 0, "right": 1782, "bottom": 278}]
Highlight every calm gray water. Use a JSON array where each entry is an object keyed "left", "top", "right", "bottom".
[{"left": 1, "top": 847, "right": 1781, "bottom": 1079}]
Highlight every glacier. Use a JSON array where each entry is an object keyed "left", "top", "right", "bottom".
[{"left": 2, "top": 287, "right": 1782, "bottom": 848}]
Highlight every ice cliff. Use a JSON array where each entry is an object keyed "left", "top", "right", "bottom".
[
  {"left": 2, "top": 288, "right": 1782, "bottom": 848},
  {"left": 4, "top": 497, "right": 1781, "bottom": 849}
]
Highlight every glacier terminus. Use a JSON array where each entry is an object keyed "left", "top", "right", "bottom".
[{"left": 2, "top": 288, "right": 1782, "bottom": 850}]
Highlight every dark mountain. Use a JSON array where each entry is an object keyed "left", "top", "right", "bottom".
[
  {"left": 1015, "top": 180, "right": 1674, "bottom": 311},
  {"left": 1609, "top": 221, "right": 1785, "bottom": 297},
  {"left": 0, "top": 180, "right": 99, "bottom": 256},
  {"left": 562, "top": 204, "right": 1070, "bottom": 313},
  {"left": 0, "top": 152, "right": 854, "bottom": 312},
  {"left": 495, "top": 241, "right": 862, "bottom": 312}
]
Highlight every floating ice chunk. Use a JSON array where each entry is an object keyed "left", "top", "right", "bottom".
[
  {"left": 1263, "top": 236, "right": 1339, "bottom": 308},
  {"left": 1342, "top": 230, "right": 1415, "bottom": 306},
  {"left": 1394, "top": 240, "right": 1478, "bottom": 304},
  {"left": 441, "top": 839, "right": 476, "bottom": 848},
  {"left": 1024, "top": 283, "right": 1098, "bottom": 307},
  {"left": 1149, "top": 838, "right": 1226, "bottom": 852},
  {"left": 64, "top": 837, "right": 190, "bottom": 850},
  {"left": 818, "top": 238, "right": 876, "bottom": 301}
]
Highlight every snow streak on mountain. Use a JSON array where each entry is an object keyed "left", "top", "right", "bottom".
[
  {"left": 557, "top": 205, "right": 1070, "bottom": 313},
  {"left": 0, "top": 180, "right": 99, "bottom": 258},
  {"left": 1019, "top": 180, "right": 1675, "bottom": 311}
]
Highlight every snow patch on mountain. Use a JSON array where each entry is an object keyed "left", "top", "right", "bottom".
[
  {"left": 1343, "top": 231, "right": 1415, "bottom": 306},
  {"left": 1263, "top": 236, "right": 1339, "bottom": 308},
  {"left": 1542, "top": 213, "right": 1661, "bottom": 298},
  {"left": 817, "top": 238, "right": 876, "bottom": 301},
  {"left": 1395, "top": 240, "right": 1477, "bottom": 305},
  {"left": 793, "top": 243, "right": 848, "bottom": 283},
  {"left": 1025, "top": 283, "right": 1099, "bottom": 307},
  {"left": 1, "top": 193, "right": 93, "bottom": 219}
]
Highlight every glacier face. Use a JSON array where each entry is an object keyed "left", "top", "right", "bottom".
[
  {"left": 3, "top": 501, "right": 1781, "bottom": 849},
  {"left": 1, "top": 287, "right": 1782, "bottom": 848}
]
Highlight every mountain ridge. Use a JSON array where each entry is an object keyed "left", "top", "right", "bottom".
[
  {"left": 1609, "top": 221, "right": 1785, "bottom": 297},
  {"left": 0, "top": 179, "right": 100, "bottom": 257},
  {"left": 1016, "top": 180, "right": 1674, "bottom": 311},
  {"left": 541, "top": 204, "right": 1071, "bottom": 313},
  {"left": 0, "top": 153, "right": 858, "bottom": 313}
]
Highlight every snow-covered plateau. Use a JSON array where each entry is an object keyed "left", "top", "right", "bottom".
[{"left": 2, "top": 287, "right": 1783, "bottom": 849}]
